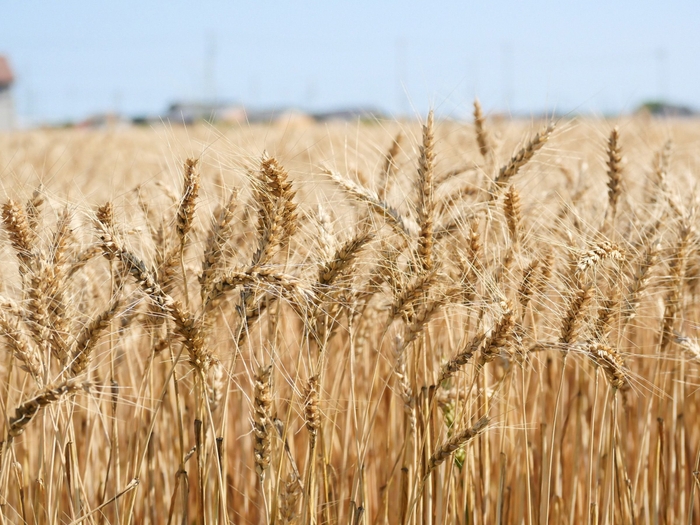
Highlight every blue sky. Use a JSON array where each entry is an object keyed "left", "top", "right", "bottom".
[{"left": 1, "top": 1, "right": 699, "bottom": 122}]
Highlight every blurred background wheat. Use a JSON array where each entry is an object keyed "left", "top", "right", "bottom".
[{"left": 1, "top": 110, "right": 700, "bottom": 524}]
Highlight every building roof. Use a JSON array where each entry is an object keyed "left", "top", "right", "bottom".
[{"left": 0, "top": 56, "right": 14, "bottom": 87}]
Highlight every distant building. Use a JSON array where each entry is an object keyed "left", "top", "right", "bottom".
[
  {"left": 312, "top": 107, "right": 387, "bottom": 122},
  {"left": 156, "top": 101, "right": 386, "bottom": 126},
  {"left": 0, "top": 55, "right": 16, "bottom": 131},
  {"left": 244, "top": 107, "right": 314, "bottom": 125},
  {"left": 76, "top": 112, "right": 130, "bottom": 129},
  {"left": 164, "top": 101, "right": 244, "bottom": 124}
]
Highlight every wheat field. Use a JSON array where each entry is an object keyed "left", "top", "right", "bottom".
[{"left": 1, "top": 107, "right": 700, "bottom": 525}]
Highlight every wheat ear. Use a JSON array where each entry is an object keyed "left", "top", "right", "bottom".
[
  {"left": 560, "top": 281, "right": 593, "bottom": 347},
  {"left": 176, "top": 158, "right": 200, "bottom": 246},
  {"left": 660, "top": 219, "right": 692, "bottom": 352},
  {"left": 254, "top": 365, "right": 273, "bottom": 479},
  {"left": 278, "top": 472, "right": 303, "bottom": 525},
  {"left": 0, "top": 304, "right": 43, "bottom": 381},
  {"left": 50, "top": 206, "right": 73, "bottom": 266},
  {"left": 323, "top": 167, "right": 413, "bottom": 236},
  {"left": 303, "top": 375, "right": 321, "bottom": 448},
  {"left": 8, "top": 380, "right": 91, "bottom": 437},
  {"left": 473, "top": 98, "right": 493, "bottom": 161},
  {"left": 426, "top": 416, "right": 490, "bottom": 475},
  {"left": 176, "top": 158, "right": 200, "bottom": 308},
  {"left": 2, "top": 200, "right": 36, "bottom": 271},
  {"left": 25, "top": 184, "right": 45, "bottom": 235},
  {"left": 622, "top": 238, "right": 659, "bottom": 325},
  {"left": 593, "top": 286, "right": 620, "bottom": 343},
  {"left": 378, "top": 132, "right": 402, "bottom": 201},
  {"left": 251, "top": 153, "right": 298, "bottom": 268},
  {"left": 503, "top": 185, "right": 522, "bottom": 245},
  {"left": 390, "top": 269, "right": 439, "bottom": 322},
  {"left": 71, "top": 299, "right": 123, "bottom": 376},
  {"left": 478, "top": 303, "right": 515, "bottom": 367},
  {"left": 490, "top": 123, "right": 554, "bottom": 198},
  {"left": 313, "top": 204, "right": 337, "bottom": 264},
  {"left": 317, "top": 229, "right": 374, "bottom": 289},
  {"left": 403, "top": 295, "right": 449, "bottom": 347},
  {"left": 587, "top": 343, "right": 628, "bottom": 390},
  {"left": 200, "top": 187, "right": 238, "bottom": 300},
  {"left": 206, "top": 268, "right": 311, "bottom": 313},
  {"left": 518, "top": 259, "right": 540, "bottom": 311},
  {"left": 575, "top": 241, "right": 623, "bottom": 278},
  {"left": 606, "top": 127, "right": 623, "bottom": 219},
  {"left": 206, "top": 360, "right": 226, "bottom": 412},
  {"left": 416, "top": 110, "right": 436, "bottom": 272},
  {"left": 438, "top": 332, "right": 485, "bottom": 385},
  {"left": 394, "top": 335, "right": 416, "bottom": 431},
  {"left": 95, "top": 208, "right": 213, "bottom": 371}
]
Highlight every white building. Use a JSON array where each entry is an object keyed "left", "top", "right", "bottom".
[{"left": 0, "top": 56, "right": 16, "bottom": 131}]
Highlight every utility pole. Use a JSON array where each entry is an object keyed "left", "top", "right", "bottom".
[
  {"left": 395, "top": 38, "right": 408, "bottom": 116},
  {"left": 501, "top": 43, "right": 514, "bottom": 112},
  {"left": 305, "top": 78, "right": 318, "bottom": 109},
  {"left": 655, "top": 47, "right": 668, "bottom": 102},
  {"left": 204, "top": 32, "right": 218, "bottom": 103}
]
